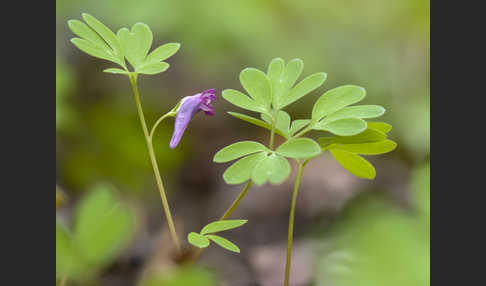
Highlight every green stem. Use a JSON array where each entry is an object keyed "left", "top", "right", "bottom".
[
  {"left": 284, "top": 160, "right": 308, "bottom": 286},
  {"left": 191, "top": 181, "right": 253, "bottom": 263},
  {"left": 128, "top": 74, "right": 181, "bottom": 254},
  {"left": 269, "top": 109, "right": 279, "bottom": 149},
  {"left": 293, "top": 123, "right": 313, "bottom": 138},
  {"left": 149, "top": 111, "right": 176, "bottom": 140}
]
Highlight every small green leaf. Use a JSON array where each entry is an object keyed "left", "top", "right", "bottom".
[
  {"left": 283, "top": 59, "right": 304, "bottom": 91},
  {"left": 56, "top": 220, "right": 85, "bottom": 279},
  {"left": 213, "top": 141, "right": 268, "bottom": 163},
  {"left": 330, "top": 149, "right": 376, "bottom": 179},
  {"left": 320, "top": 105, "right": 385, "bottom": 125},
  {"left": 290, "top": 119, "right": 311, "bottom": 136},
  {"left": 319, "top": 129, "right": 387, "bottom": 146},
  {"left": 187, "top": 232, "right": 210, "bottom": 248},
  {"left": 223, "top": 152, "right": 268, "bottom": 184},
  {"left": 319, "top": 118, "right": 367, "bottom": 136},
  {"left": 227, "top": 112, "right": 288, "bottom": 138},
  {"left": 137, "top": 62, "right": 169, "bottom": 75},
  {"left": 68, "top": 20, "right": 110, "bottom": 50},
  {"left": 261, "top": 110, "right": 291, "bottom": 138},
  {"left": 267, "top": 58, "right": 285, "bottom": 106},
  {"left": 279, "top": 72, "right": 327, "bottom": 109},
  {"left": 251, "top": 154, "right": 291, "bottom": 185},
  {"left": 117, "top": 23, "right": 153, "bottom": 69},
  {"left": 71, "top": 38, "right": 117, "bottom": 62},
  {"left": 367, "top": 122, "right": 392, "bottom": 133},
  {"left": 81, "top": 13, "right": 123, "bottom": 61},
  {"left": 103, "top": 68, "right": 128, "bottom": 74},
  {"left": 144, "top": 43, "right": 180, "bottom": 63},
  {"left": 206, "top": 235, "right": 241, "bottom": 253},
  {"left": 312, "top": 85, "right": 366, "bottom": 121},
  {"left": 72, "top": 183, "right": 135, "bottom": 267},
  {"left": 200, "top": 219, "right": 248, "bottom": 235},
  {"left": 334, "top": 140, "right": 397, "bottom": 155},
  {"left": 240, "top": 68, "right": 272, "bottom": 108},
  {"left": 223, "top": 89, "right": 266, "bottom": 113},
  {"left": 276, "top": 138, "right": 321, "bottom": 159}
]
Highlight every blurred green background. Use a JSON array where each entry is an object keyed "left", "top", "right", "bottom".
[{"left": 56, "top": 0, "right": 429, "bottom": 285}]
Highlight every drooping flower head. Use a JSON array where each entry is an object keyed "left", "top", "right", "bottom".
[{"left": 169, "top": 89, "right": 217, "bottom": 149}]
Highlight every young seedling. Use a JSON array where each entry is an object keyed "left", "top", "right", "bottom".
[
  {"left": 207, "top": 58, "right": 396, "bottom": 285},
  {"left": 188, "top": 219, "right": 248, "bottom": 253}
]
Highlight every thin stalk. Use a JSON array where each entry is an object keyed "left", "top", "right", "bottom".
[
  {"left": 150, "top": 111, "right": 176, "bottom": 140},
  {"left": 190, "top": 181, "right": 253, "bottom": 263},
  {"left": 293, "top": 124, "right": 313, "bottom": 138},
  {"left": 269, "top": 108, "right": 279, "bottom": 149},
  {"left": 284, "top": 160, "right": 308, "bottom": 286},
  {"left": 128, "top": 74, "right": 181, "bottom": 253}
]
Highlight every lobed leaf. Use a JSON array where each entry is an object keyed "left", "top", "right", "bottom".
[
  {"left": 68, "top": 19, "right": 110, "bottom": 50},
  {"left": 312, "top": 85, "right": 366, "bottom": 121},
  {"left": 318, "top": 118, "right": 367, "bottom": 136},
  {"left": 81, "top": 13, "right": 123, "bottom": 62},
  {"left": 276, "top": 138, "right": 321, "bottom": 159},
  {"left": 70, "top": 38, "right": 117, "bottom": 63},
  {"left": 329, "top": 149, "right": 376, "bottom": 179},
  {"left": 144, "top": 43, "right": 180, "bottom": 63},
  {"left": 213, "top": 141, "right": 268, "bottom": 163},
  {"left": 279, "top": 72, "right": 327, "bottom": 109},
  {"left": 206, "top": 235, "right": 241, "bottom": 253},
  {"left": 223, "top": 152, "right": 268, "bottom": 184},
  {"left": 334, "top": 139, "right": 397, "bottom": 155},
  {"left": 240, "top": 68, "right": 272, "bottom": 109},
  {"left": 223, "top": 89, "right": 267, "bottom": 113},
  {"left": 200, "top": 219, "right": 248, "bottom": 235},
  {"left": 319, "top": 105, "right": 385, "bottom": 126},
  {"left": 367, "top": 121, "right": 392, "bottom": 133},
  {"left": 117, "top": 23, "right": 153, "bottom": 69},
  {"left": 187, "top": 232, "right": 210, "bottom": 248},
  {"left": 136, "top": 62, "right": 169, "bottom": 75},
  {"left": 251, "top": 154, "right": 291, "bottom": 185}
]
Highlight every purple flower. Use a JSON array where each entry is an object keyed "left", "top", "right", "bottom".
[{"left": 169, "top": 89, "right": 217, "bottom": 149}]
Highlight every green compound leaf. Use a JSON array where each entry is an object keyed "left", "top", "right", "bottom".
[
  {"left": 319, "top": 105, "right": 385, "bottom": 126},
  {"left": 334, "top": 139, "right": 397, "bottom": 155},
  {"left": 261, "top": 110, "right": 291, "bottom": 138},
  {"left": 223, "top": 89, "right": 267, "bottom": 113},
  {"left": 251, "top": 153, "right": 291, "bottom": 185},
  {"left": 103, "top": 68, "right": 129, "bottom": 74},
  {"left": 240, "top": 68, "right": 272, "bottom": 109},
  {"left": 136, "top": 62, "right": 169, "bottom": 75},
  {"left": 144, "top": 43, "right": 180, "bottom": 63},
  {"left": 318, "top": 118, "right": 367, "bottom": 136},
  {"left": 312, "top": 85, "right": 366, "bottom": 121},
  {"left": 227, "top": 112, "right": 288, "bottom": 139},
  {"left": 367, "top": 121, "right": 392, "bottom": 133},
  {"left": 279, "top": 72, "right": 327, "bottom": 109},
  {"left": 223, "top": 152, "right": 268, "bottom": 184},
  {"left": 329, "top": 148, "right": 376, "bottom": 179},
  {"left": 200, "top": 219, "right": 248, "bottom": 235},
  {"left": 117, "top": 23, "right": 153, "bottom": 70},
  {"left": 56, "top": 220, "right": 86, "bottom": 279},
  {"left": 213, "top": 141, "right": 269, "bottom": 163},
  {"left": 290, "top": 119, "right": 311, "bottom": 136},
  {"left": 187, "top": 232, "right": 210, "bottom": 248},
  {"left": 72, "top": 183, "right": 135, "bottom": 268},
  {"left": 276, "top": 138, "right": 321, "bottom": 159},
  {"left": 81, "top": 13, "right": 124, "bottom": 66},
  {"left": 205, "top": 235, "right": 241, "bottom": 253}
]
